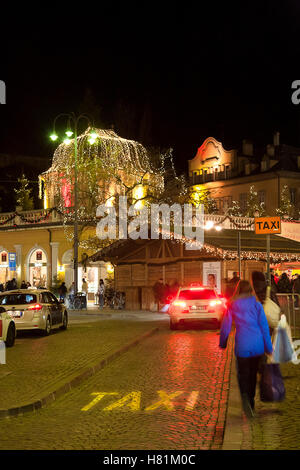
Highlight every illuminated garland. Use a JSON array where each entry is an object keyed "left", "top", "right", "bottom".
[{"left": 0, "top": 207, "right": 63, "bottom": 226}]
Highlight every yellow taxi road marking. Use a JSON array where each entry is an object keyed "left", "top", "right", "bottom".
[
  {"left": 81, "top": 392, "right": 119, "bottom": 411},
  {"left": 185, "top": 391, "right": 199, "bottom": 411},
  {"left": 103, "top": 391, "right": 142, "bottom": 411},
  {"left": 145, "top": 391, "right": 184, "bottom": 411},
  {"left": 81, "top": 391, "right": 199, "bottom": 412}
]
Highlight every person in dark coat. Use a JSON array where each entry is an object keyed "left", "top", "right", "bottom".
[
  {"left": 225, "top": 272, "right": 240, "bottom": 299},
  {"left": 153, "top": 278, "right": 166, "bottom": 311},
  {"left": 277, "top": 273, "right": 292, "bottom": 293},
  {"left": 220, "top": 280, "right": 273, "bottom": 418},
  {"left": 20, "top": 281, "right": 27, "bottom": 289},
  {"left": 59, "top": 282, "right": 68, "bottom": 302}
]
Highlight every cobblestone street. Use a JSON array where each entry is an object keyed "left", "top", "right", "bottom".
[
  {"left": 0, "top": 313, "right": 233, "bottom": 450},
  {"left": 1, "top": 311, "right": 300, "bottom": 451}
]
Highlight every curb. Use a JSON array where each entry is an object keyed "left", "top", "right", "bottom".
[
  {"left": 222, "top": 353, "right": 244, "bottom": 450},
  {"left": 222, "top": 346, "right": 253, "bottom": 450},
  {"left": 0, "top": 327, "right": 159, "bottom": 419}
]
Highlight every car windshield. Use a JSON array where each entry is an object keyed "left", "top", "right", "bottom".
[
  {"left": 178, "top": 289, "right": 217, "bottom": 300},
  {"left": 0, "top": 294, "right": 37, "bottom": 305}
]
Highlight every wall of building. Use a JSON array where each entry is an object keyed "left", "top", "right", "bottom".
[
  {"left": 0, "top": 225, "right": 108, "bottom": 297},
  {"left": 115, "top": 258, "right": 266, "bottom": 310}
]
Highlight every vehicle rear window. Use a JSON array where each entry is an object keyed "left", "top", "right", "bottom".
[
  {"left": 178, "top": 289, "right": 217, "bottom": 300},
  {"left": 0, "top": 294, "right": 37, "bottom": 305}
]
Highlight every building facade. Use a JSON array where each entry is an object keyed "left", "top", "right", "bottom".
[{"left": 189, "top": 134, "right": 300, "bottom": 216}]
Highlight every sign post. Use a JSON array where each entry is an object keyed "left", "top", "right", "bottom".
[{"left": 254, "top": 217, "right": 281, "bottom": 285}]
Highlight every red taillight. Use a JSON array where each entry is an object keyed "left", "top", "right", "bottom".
[{"left": 28, "top": 304, "right": 43, "bottom": 311}]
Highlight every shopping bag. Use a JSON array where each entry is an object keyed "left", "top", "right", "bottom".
[
  {"left": 263, "top": 286, "right": 281, "bottom": 328},
  {"left": 273, "top": 326, "right": 294, "bottom": 363},
  {"left": 260, "top": 363, "right": 285, "bottom": 402}
]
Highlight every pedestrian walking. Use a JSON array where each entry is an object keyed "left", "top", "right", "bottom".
[
  {"left": 98, "top": 279, "right": 105, "bottom": 309},
  {"left": 68, "top": 282, "right": 75, "bottom": 308},
  {"left": 82, "top": 278, "right": 88, "bottom": 308},
  {"left": 219, "top": 280, "right": 273, "bottom": 418},
  {"left": 58, "top": 282, "right": 68, "bottom": 303},
  {"left": 277, "top": 273, "right": 292, "bottom": 293},
  {"left": 153, "top": 278, "right": 166, "bottom": 312},
  {"left": 225, "top": 272, "right": 240, "bottom": 299},
  {"left": 20, "top": 280, "right": 27, "bottom": 289}
]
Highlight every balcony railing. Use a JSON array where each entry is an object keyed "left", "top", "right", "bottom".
[
  {"left": 0, "top": 208, "right": 63, "bottom": 228},
  {"left": 0, "top": 209, "right": 255, "bottom": 231}
]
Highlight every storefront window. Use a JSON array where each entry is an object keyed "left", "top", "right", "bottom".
[
  {"left": 0, "top": 251, "right": 9, "bottom": 285},
  {"left": 29, "top": 249, "right": 48, "bottom": 288}
]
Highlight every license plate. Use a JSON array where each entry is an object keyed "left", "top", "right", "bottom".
[
  {"left": 191, "top": 305, "right": 207, "bottom": 311},
  {"left": 9, "top": 311, "right": 22, "bottom": 318}
]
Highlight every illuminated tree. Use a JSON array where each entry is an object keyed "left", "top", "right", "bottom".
[
  {"left": 189, "top": 187, "right": 217, "bottom": 214},
  {"left": 276, "top": 185, "right": 293, "bottom": 218},
  {"left": 225, "top": 200, "right": 243, "bottom": 217},
  {"left": 41, "top": 129, "right": 188, "bottom": 250},
  {"left": 14, "top": 174, "right": 34, "bottom": 211},
  {"left": 244, "top": 185, "right": 266, "bottom": 217}
]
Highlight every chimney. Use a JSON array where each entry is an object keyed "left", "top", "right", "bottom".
[
  {"left": 242, "top": 139, "right": 253, "bottom": 156},
  {"left": 273, "top": 131, "right": 280, "bottom": 146}
]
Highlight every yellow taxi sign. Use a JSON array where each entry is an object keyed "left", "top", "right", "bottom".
[{"left": 255, "top": 216, "right": 281, "bottom": 234}]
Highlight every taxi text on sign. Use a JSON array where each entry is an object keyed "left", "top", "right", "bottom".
[{"left": 254, "top": 217, "right": 281, "bottom": 235}]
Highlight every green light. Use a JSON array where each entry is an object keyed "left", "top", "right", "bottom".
[
  {"left": 63, "top": 138, "right": 72, "bottom": 145},
  {"left": 65, "top": 130, "right": 73, "bottom": 137},
  {"left": 50, "top": 133, "right": 58, "bottom": 141},
  {"left": 88, "top": 137, "right": 96, "bottom": 145},
  {"left": 89, "top": 131, "right": 98, "bottom": 139}
]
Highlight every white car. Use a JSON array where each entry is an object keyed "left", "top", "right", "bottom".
[
  {"left": 0, "top": 289, "right": 68, "bottom": 336},
  {"left": 168, "top": 284, "right": 226, "bottom": 330},
  {"left": 0, "top": 306, "right": 16, "bottom": 347}
]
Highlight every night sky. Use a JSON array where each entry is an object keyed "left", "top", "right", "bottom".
[{"left": 1, "top": 2, "right": 300, "bottom": 175}]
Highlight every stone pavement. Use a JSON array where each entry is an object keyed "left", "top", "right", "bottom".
[
  {"left": 0, "top": 316, "right": 161, "bottom": 415},
  {"left": 223, "top": 348, "right": 300, "bottom": 450},
  {"left": 0, "top": 328, "right": 234, "bottom": 450}
]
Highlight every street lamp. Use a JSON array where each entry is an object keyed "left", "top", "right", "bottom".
[{"left": 49, "top": 112, "right": 97, "bottom": 296}]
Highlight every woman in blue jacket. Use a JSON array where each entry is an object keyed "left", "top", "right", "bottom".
[{"left": 220, "top": 280, "right": 273, "bottom": 418}]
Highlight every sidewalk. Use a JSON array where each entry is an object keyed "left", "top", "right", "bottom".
[
  {"left": 0, "top": 318, "right": 159, "bottom": 417},
  {"left": 223, "top": 352, "right": 300, "bottom": 450}
]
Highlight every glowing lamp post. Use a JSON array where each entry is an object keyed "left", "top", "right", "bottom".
[{"left": 49, "top": 113, "right": 97, "bottom": 296}]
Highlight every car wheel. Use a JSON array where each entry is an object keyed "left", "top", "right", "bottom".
[
  {"left": 43, "top": 316, "right": 52, "bottom": 336},
  {"left": 60, "top": 312, "right": 68, "bottom": 330},
  {"left": 5, "top": 323, "right": 15, "bottom": 348},
  {"left": 170, "top": 319, "right": 178, "bottom": 330}
]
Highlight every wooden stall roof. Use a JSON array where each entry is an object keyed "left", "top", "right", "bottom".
[{"left": 90, "top": 229, "right": 300, "bottom": 264}]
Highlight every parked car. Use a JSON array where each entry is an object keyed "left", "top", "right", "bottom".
[
  {"left": 0, "top": 289, "right": 68, "bottom": 336},
  {"left": 0, "top": 306, "right": 16, "bottom": 347},
  {"left": 168, "top": 284, "right": 226, "bottom": 330}
]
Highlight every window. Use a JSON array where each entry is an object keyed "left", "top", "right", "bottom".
[
  {"left": 41, "top": 292, "right": 56, "bottom": 304},
  {"left": 1, "top": 253, "right": 7, "bottom": 263},
  {"left": 0, "top": 294, "right": 37, "bottom": 305},
  {"left": 258, "top": 190, "right": 266, "bottom": 207},
  {"left": 239, "top": 193, "right": 248, "bottom": 212},
  {"left": 178, "top": 289, "right": 217, "bottom": 300},
  {"left": 290, "top": 188, "right": 297, "bottom": 204}
]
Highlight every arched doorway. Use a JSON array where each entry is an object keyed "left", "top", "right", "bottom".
[
  {"left": 28, "top": 248, "right": 48, "bottom": 288},
  {"left": 62, "top": 249, "right": 73, "bottom": 289}
]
